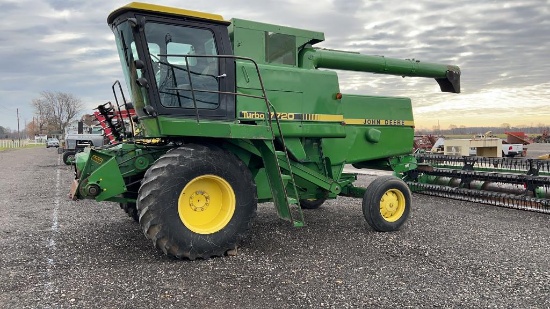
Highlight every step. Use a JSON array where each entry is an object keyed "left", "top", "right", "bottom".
[{"left": 274, "top": 150, "right": 286, "bottom": 157}]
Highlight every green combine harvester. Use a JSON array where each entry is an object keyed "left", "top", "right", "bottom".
[{"left": 69, "top": 2, "right": 462, "bottom": 259}]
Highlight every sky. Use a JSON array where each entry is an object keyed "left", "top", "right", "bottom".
[{"left": 0, "top": 0, "right": 549, "bottom": 132}]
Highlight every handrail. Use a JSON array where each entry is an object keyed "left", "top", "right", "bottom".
[
  {"left": 157, "top": 54, "right": 273, "bottom": 127},
  {"left": 111, "top": 80, "right": 135, "bottom": 138}
]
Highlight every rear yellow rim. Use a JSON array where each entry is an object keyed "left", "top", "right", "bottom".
[
  {"left": 178, "top": 175, "right": 236, "bottom": 234},
  {"left": 379, "top": 189, "right": 406, "bottom": 222}
]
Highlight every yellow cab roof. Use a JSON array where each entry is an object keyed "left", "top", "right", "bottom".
[{"left": 107, "top": 2, "right": 229, "bottom": 25}]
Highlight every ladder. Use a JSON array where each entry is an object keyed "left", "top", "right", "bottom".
[
  {"left": 253, "top": 122, "right": 305, "bottom": 227},
  {"left": 252, "top": 94, "right": 305, "bottom": 226}
]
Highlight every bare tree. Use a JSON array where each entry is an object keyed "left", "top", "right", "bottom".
[
  {"left": 32, "top": 91, "right": 83, "bottom": 135},
  {"left": 26, "top": 121, "right": 39, "bottom": 137},
  {"left": 32, "top": 97, "right": 51, "bottom": 135},
  {"left": 81, "top": 114, "right": 96, "bottom": 126}
]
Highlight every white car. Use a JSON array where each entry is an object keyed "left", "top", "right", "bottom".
[{"left": 46, "top": 138, "right": 59, "bottom": 148}]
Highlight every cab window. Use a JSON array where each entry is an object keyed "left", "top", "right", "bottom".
[{"left": 144, "top": 22, "right": 220, "bottom": 109}]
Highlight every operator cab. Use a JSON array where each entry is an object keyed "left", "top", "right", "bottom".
[{"left": 108, "top": 3, "right": 236, "bottom": 121}]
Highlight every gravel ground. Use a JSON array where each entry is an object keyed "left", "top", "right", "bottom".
[{"left": 0, "top": 146, "right": 549, "bottom": 308}]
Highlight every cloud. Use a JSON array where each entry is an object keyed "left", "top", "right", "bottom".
[
  {"left": 413, "top": 82, "right": 550, "bottom": 129},
  {"left": 0, "top": 0, "right": 548, "bottom": 132}
]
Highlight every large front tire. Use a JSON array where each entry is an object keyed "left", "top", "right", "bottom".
[
  {"left": 362, "top": 176, "right": 411, "bottom": 232},
  {"left": 137, "top": 144, "right": 257, "bottom": 260}
]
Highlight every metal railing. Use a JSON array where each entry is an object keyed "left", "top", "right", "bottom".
[{"left": 158, "top": 54, "right": 273, "bottom": 125}]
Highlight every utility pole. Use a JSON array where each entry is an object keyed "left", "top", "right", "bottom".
[{"left": 17, "top": 108, "right": 20, "bottom": 143}]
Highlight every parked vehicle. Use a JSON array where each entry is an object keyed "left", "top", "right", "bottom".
[
  {"left": 61, "top": 133, "right": 106, "bottom": 165},
  {"left": 501, "top": 143, "right": 524, "bottom": 158},
  {"left": 46, "top": 138, "right": 59, "bottom": 148}
]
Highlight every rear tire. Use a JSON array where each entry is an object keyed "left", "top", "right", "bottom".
[
  {"left": 119, "top": 202, "right": 139, "bottom": 222},
  {"left": 362, "top": 176, "right": 411, "bottom": 232},
  {"left": 137, "top": 144, "right": 257, "bottom": 260},
  {"left": 299, "top": 198, "right": 326, "bottom": 209},
  {"left": 119, "top": 182, "right": 141, "bottom": 222},
  {"left": 62, "top": 151, "right": 76, "bottom": 165}
]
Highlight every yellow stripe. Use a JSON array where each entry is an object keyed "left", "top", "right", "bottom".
[
  {"left": 344, "top": 119, "right": 366, "bottom": 125},
  {"left": 314, "top": 114, "right": 343, "bottom": 121},
  {"left": 239, "top": 112, "right": 413, "bottom": 126},
  {"left": 122, "top": 2, "right": 226, "bottom": 22},
  {"left": 344, "top": 118, "right": 415, "bottom": 126}
]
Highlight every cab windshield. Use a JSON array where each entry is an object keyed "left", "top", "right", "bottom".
[
  {"left": 113, "top": 21, "right": 148, "bottom": 114},
  {"left": 144, "top": 22, "right": 220, "bottom": 109},
  {"left": 112, "top": 20, "right": 221, "bottom": 113}
]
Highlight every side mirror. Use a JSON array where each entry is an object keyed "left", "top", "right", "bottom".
[
  {"left": 143, "top": 105, "right": 157, "bottom": 117},
  {"left": 136, "top": 77, "right": 149, "bottom": 88},
  {"left": 134, "top": 60, "right": 145, "bottom": 70}
]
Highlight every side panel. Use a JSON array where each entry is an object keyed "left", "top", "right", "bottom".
[
  {"left": 322, "top": 95, "right": 415, "bottom": 164},
  {"left": 235, "top": 62, "right": 342, "bottom": 118}
]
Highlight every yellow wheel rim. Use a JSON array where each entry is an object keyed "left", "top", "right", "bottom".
[
  {"left": 178, "top": 175, "right": 236, "bottom": 234},
  {"left": 379, "top": 189, "right": 406, "bottom": 222}
]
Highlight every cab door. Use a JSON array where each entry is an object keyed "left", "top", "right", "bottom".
[{"left": 135, "top": 16, "right": 236, "bottom": 120}]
